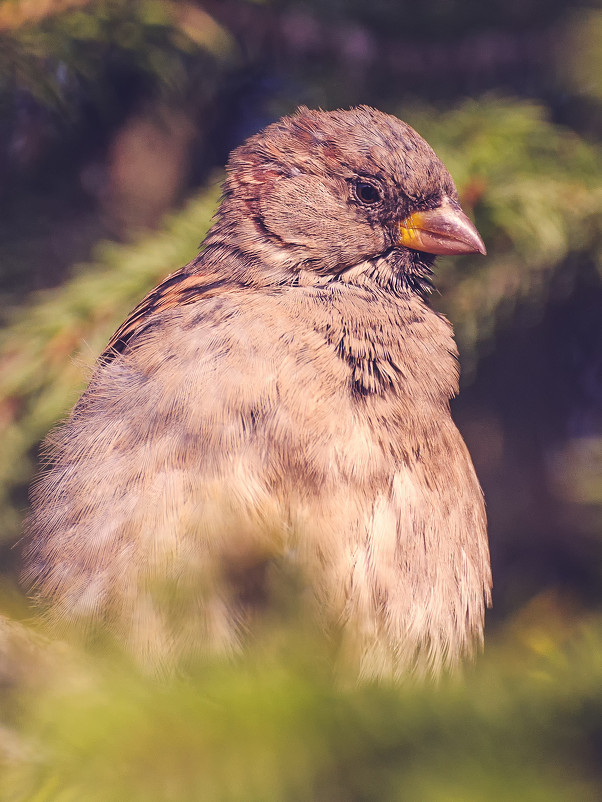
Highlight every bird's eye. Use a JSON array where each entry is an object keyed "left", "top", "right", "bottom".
[{"left": 354, "top": 179, "right": 383, "bottom": 206}]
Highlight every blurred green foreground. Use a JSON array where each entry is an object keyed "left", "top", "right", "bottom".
[{"left": 0, "top": 597, "right": 601, "bottom": 801}]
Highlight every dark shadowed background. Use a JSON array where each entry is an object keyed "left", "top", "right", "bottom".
[{"left": 0, "top": 1, "right": 601, "bottom": 799}]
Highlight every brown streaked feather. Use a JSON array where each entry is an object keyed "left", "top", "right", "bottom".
[{"left": 102, "top": 263, "right": 238, "bottom": 361}]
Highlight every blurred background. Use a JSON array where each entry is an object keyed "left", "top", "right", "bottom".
[{"left": 0, "top": 1, "right": 601, "bottom": 799}]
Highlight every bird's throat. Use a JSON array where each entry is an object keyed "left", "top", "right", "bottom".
[{"left": 306, "top": 285, "right": 459, "bottom": 400}]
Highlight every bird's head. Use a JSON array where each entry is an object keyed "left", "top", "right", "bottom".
[{"left": 221, "top": 106, "right": 485, "bottom": 289}]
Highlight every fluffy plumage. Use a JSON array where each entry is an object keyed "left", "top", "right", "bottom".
[{"left": 24, "top": 106, "right": 491, "bottom": 677}]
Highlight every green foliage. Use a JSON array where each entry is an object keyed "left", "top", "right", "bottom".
[
  {"left": 0, "top": 0, "right": 234, "bottom": 110},
  {"left": 0, "top": 601, "right": 601, "bottom": 801}
]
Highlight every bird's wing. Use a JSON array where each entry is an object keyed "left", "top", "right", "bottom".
[
  {"left": 26, "top": 272, "right": 287, "bottom": 653},
  {"left": 102, "top": 261, "right": 239, "bottom": 361}
]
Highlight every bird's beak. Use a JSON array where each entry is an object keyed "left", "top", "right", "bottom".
[{"left": 398, "top": 197, "right": 486, "bottom": 256}]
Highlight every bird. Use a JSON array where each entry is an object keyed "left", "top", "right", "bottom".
[{"left": 24, "top": 106, "right": 492, "bottom": 678}]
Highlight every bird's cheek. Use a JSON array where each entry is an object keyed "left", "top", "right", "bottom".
[
  {"left": 261, "top": 176, "right": 348, "bottom": 250},
  {"left": 261, "top": 177, "right": 312, "bottom": 238}
]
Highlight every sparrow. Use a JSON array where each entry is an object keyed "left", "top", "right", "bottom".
[{"left": 24, "top": 106, "right": 491, "bottom": 677}]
